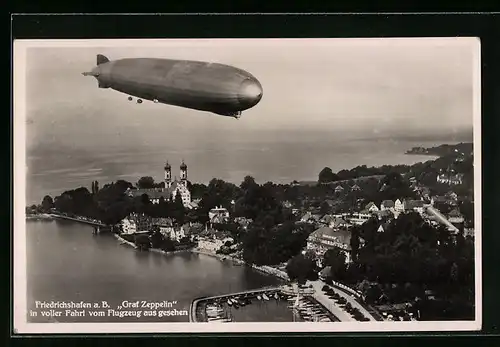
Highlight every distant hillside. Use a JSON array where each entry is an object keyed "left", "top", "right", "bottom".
[{"left": 405, "top": 142, "right": 473, "bottom": 157}]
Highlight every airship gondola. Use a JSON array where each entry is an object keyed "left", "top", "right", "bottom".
[{"left": 83, "top": 54, "right": 263, "bottom": 119}]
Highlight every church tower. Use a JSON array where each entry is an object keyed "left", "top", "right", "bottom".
[
  {"left": 164, "top": 161, "right": 172, "bottom": 188},
  {"left": 180, "top": 161, "right": 188, "bottom": 187}
]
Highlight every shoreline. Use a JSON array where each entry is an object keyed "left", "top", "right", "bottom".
[
  {"left": 190, "top": 248, "right": 289, "bottom": 281},
  {"left": 111, "top": 234, "right": 289, "bottom": 282}
]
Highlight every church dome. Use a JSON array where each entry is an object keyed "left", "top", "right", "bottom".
[
  {"left": 164, "top": 161, "right": 171, "bottom": 170},
  {"left": 180, "top": 161, "right": 187, "bottom": 170}
]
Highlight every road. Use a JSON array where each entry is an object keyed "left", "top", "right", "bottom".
[
  {"left": 309, "top": 280, "right": 378, "bottom": 321},
  {"left": 309, "top": 280, "right": 354, "bottom": 321}
]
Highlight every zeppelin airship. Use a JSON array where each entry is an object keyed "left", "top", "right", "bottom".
[{"left": 82, "top": 54, "right": 263, "bottom": 119}]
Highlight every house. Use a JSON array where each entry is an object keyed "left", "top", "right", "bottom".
[
  {"left": 445, "top": 191, "right": 458, "bottom": 201},
  {"left": 448, "top": 209, "right": 465, "bottom": 224},
  {"left": 365, "top": 202, "right": 379, "bottom": 212},
  {"left": 344, "top": 212, "right": 372, "bottom": 225},
  {"left": 373, "top": 209, "right": 394, "bottom": 220},
  {"left": 403, "top": 200, "right": 425, "bottom": 214},
  {"left": 281, "top": 200, "right": 293, "bottom": 208},
  {"left": 152, "top": 217, "right": 174, "bottom": 236},
  {"left": 394, "top": 199, "right": 404, "bottom": 212},
  {"left": 187, "top": 199, "right": 200, "bottom": 210},
  {"left": 334, "top": 185, "right": 344, "bottom": 193},
  {"left": 330, "top": 217, "right": 351, "bottom": 229},
  {"left": 121, "top": 213, "right": 152, "bottom": 235},
  {"left": 300, "top": 212, "right": 313, "bottom": 223},
  {"left": 437, "top": 173, "right": 464, "bottom": 185},
  {"left": 234, "top": 217, "right": 253, "bottom": 229},
  {"left": 197, "top": 230, "right": 234, "bottom": 252},
  {"left": 380, "top": 200, "right": 395, "bottom": 211},
  {"left": 320, "top": 214, "right": 335, "bottom": 226},
  {"left": 351, "top": 184, "right": 361, "bottom": 191},
  {"left": 306, "top": 227, "right": 363, "bottom": 264},
  {"left": 197, "top": 237, "right": 224, "bottom": 252},
  {"left": 377, "top": 221, "right": 391, "bottom": 233},
  {"left": 208, "top": 206, "right": 230, "bottom": 223}
]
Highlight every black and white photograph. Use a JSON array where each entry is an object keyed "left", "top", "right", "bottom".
[{"left": 13, "top": 38, "right": 481, "bottom": 333}]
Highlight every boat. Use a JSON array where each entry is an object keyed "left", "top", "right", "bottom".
[
  {"left": 227, "top": 299, "right": 233, "bottom": 306},
  {"left": 262, "top": 293, "right": 270, "bottom": 301},
  {"left": 274, "top": 293, "right": 279, "bottom": 300},
  {"left": 257, "top": 295, "right": 262, "bottom": 300}
]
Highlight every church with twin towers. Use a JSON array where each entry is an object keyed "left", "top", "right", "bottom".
[{"left": 127, "top": 160, "right": 192, "bottom": 208}]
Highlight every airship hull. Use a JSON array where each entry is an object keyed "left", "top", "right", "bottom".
[{"left": 85, "top": 56, "right": 263, "bottom": 117}]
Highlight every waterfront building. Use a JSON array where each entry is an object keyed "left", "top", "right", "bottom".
[
  {"left": 121, "top": 213, "right": 152, "bottom": 235},
  {"left": 152, "top": 217, "right": 186, "bottom": 241},
  {"left": 126, "top": 161, "right": 191, "bottom": 208}
]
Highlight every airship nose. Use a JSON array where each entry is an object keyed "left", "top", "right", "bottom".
[{"left": 238, "top": 78, "right": 263, "bottom": 107}]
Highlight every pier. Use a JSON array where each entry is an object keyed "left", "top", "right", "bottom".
[
  {"left": 48, "top": 213, "right": 112, "bottom": 234},
  {"left": 189, "top": 286, "right": 282, "bottom": 322}
]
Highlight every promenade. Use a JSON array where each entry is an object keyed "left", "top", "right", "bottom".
[{"left": 310, "top": 280, "right": 378, "bottom": 321}]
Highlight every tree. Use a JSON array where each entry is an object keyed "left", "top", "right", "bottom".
[
  {"left": 286, "top": 253, "right": 317, "bottom": 284},
  {"left": 240, "top": 175, "right": 259, "bottom": 191},
  {"left": 41, "top": 195, "right": 54, "bottom": 212},
  {"left": 150, "top": 227, "right": 164, "bottom": 249},
  {"left": 319, "top": 201, "right": 330, "bottom": 215},
  {"left": 137, "top": 176, "right": 155, "bottom": 189},
  {"left": 323, "top": 248, "right": 347, "bottom": 279},
  {"left": 350, "top": 226, "right": 361, "bottom": 261},
  {"left": 172, "top": 192, "right": 186, "bottom": 224},
  {"left": 134, "top": 234, "right": 151, "bottom": 250},
  {"left": 318, "top": 167, "right": 338, "bottom": 183}
]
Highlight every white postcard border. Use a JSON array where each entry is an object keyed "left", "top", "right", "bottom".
[{"left": 13, "top": 37, "right": 482, "bottom": 334}]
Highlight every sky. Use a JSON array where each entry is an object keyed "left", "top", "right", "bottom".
[{"left": 20, "top": 38, "right": 477, "bottom": 152}]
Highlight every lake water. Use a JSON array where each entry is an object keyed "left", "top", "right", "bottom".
[
  {"left": 26, "top": 220, "right": 292, "bottom": 323},
  {"left": 25, "top": 130, "right": 453, "bottom": 205}
]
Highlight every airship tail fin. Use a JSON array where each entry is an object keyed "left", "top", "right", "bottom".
[{"left": 97, "top": 54, "right": 109, "bottom": 66}]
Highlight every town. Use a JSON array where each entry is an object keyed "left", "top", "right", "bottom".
[{"left": 26, "top": 142, "right": 475, "bottom": 323}]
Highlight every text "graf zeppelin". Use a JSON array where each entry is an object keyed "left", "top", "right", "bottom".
[{"left": 119, "top": 300, "right": 177, "bottom": 310}]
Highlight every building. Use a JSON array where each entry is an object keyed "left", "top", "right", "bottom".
[
  {"left": 365, "top": 202, "right": 379, "bottom": 212},
  {"left": 380, "top": 200, "right": 395, "bottom": 211},
  {"left": 341, "top": 212, "right": 372, "bottom": 225},
  {"left": 437, "top": 173, "right": 464, "bottom": 185},
  {"left": 151, "top": 217, "right": 186, "bottom": 241},
  {"left": 448, "top": 209, "right": 465, "bottom": 225},
  {"left": 394, "top": 199, "right": 404, "bottom": 212},
  {"left": 334, "top": 185, "right": 344, "bottom": 193},
  {"left": 403, "top": 199, "right": 425, "bottom": 214},
  {"left": 351, "top": 184, "right": 361, "bottom": 191},
  {"left": 208, "top": 206, "right": 230, "bottom": 223},
  {"left": 121, "top": 213, "right": 152, "bottom": 235},
  {"left": 197, "top": 231, "right": 233, "bottom": 252},
  {"left": 127, "top": 161, "right": 191, "bottom": 208},
  {"left": 197, "top": 237, "right": 224, "bottom": 252},
  {"left": 306, "top": 227, "right": 361, "bottom": 264}
]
